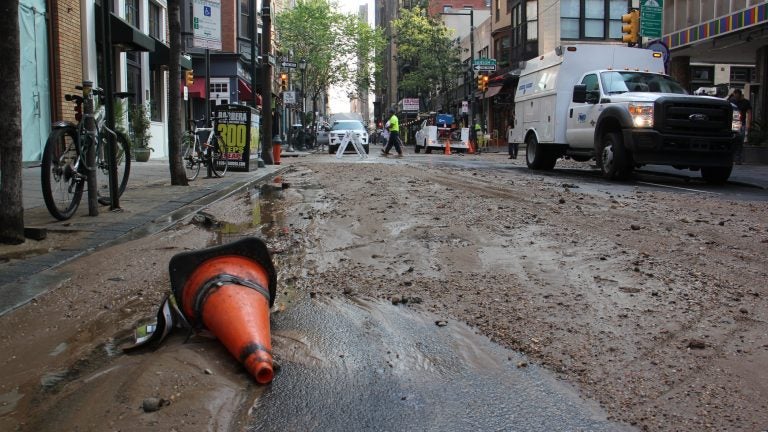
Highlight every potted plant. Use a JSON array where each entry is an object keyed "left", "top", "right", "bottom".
[{"left": 129, "top": 102, "right": 153, "bottom": 162}]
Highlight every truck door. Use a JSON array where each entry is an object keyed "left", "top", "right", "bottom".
[{"left": 566, "top": 73, "right": 601, "bottom": 149}]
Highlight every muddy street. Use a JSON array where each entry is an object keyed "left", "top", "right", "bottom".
[{"left": 1, "top": 155, "right": 767, "bottom": 431}]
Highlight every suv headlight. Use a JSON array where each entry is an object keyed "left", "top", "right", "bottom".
[
  {"left": 628, "top": 103, "right": 654, "bottom": 128},
  {"left": 732, "top": 110, "right": 742, "bottom": 133}
]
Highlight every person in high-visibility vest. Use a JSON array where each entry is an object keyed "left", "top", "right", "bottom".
[
  {"left": 381, "top": 108, "right": 403, "bottom": 157},
  {"left": 474, "top": 121, "right": 483, "bottom": 154}
]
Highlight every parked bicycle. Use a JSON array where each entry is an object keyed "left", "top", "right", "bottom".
[
  {"left": 41, "top": 81, "right": 132, "bottom": 220},
  {"left": 180, "top": 115, "right": 230, "bottom": 181}
]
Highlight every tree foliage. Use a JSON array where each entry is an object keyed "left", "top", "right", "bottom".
[
  {"left": 392, "top": 7, "right": 463, "bottom": 110},
  {"left": 275, "top": 0, "right": 383, "bottom": 117}
]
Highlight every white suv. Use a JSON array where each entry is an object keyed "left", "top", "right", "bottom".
[{"left": 327, "top": 120, "right": 369, "bottom": 154}]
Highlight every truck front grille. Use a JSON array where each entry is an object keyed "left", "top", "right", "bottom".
[{"left": 655, "top": 97, "right": 733, "bottom": 137}]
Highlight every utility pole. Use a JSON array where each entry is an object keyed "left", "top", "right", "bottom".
[{"left": 261, "top": 3, "right": 274, "bottom": 164}]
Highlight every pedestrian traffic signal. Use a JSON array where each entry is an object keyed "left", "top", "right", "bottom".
[
  {"left": 280, "top": 73, "right": 288, "bottom": 91},
  {"left": 621, "top": 9, "right": 640, "bottom": 46},
  {"left": 184, "top": 70, "right": 194, "bottom": 87}
]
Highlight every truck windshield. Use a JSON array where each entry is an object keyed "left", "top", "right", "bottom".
[{"left": 600, "top": 71, "right": 687, "bottom": 95}]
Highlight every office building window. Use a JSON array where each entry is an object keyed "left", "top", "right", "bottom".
[
  {"left": 125, "top": 0, "right": 139, "bottom": 27},
  {"left": 561, "top": 0, "right": 629, "bottom": 40},
  {"left": 526, "top": 0, "right": 537, "bottom": 41}
]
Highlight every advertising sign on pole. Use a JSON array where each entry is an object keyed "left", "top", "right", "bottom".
[
  {"left": 401, "top": 98, "right": 419, "bottom": 112},
  {"left": 192, "top": 0, "right": 222, "bottom": 50}
]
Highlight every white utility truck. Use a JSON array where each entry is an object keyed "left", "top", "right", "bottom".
[
  {"left": 511, "top": 44, "right": 741, "bottom": 183},
  {"left": 414, "top": 113, "right": 470, "bottom": 153}
]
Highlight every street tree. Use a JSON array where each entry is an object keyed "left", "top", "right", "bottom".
[
  {"left": 167, "top": 0, "right": 187, "bottom": 186},
  {"left": 275, "top": 0, "right": 383, "bottom": 130},
  {"left": 392, "top": 7, "right": 463, "bottom": 111},
  {"left": 0, "top": 0, "right": 25, "bottom": 245}
]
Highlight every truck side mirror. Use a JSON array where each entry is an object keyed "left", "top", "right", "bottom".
[{"left": 573, "top": 84, "right": 587, "bottom": 103}]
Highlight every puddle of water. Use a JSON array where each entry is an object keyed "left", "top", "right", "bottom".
[
  {"left": 249, "top": 296, "right": 631, "bottom": 432},
  {"left": 39, "top": 339, "right": 122, "bottom": 393}
]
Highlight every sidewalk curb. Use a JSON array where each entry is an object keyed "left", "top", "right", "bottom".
[{"left": 0, "top": 166, "right": 290, "bottom": 317}]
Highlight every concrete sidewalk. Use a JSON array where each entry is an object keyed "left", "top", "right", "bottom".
[{"left": 2, "top": 159, "right": 287, "bottom": 315}]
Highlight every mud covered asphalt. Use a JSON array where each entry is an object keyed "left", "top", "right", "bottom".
[{"left": 0, "top": 155, "right": 766, "bottom": 431}]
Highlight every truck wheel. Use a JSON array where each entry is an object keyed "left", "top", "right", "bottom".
[
  {"left": 599, "top": 132, "right": 632, "bottom": 180},
  {"left": 701, "top": 166, "right": 732, "bottom": 184},
  {"left": 425, "top": 147, "right": 432, "bottom": 154},
  {"left": 525, "top": 135, "right": 556, "bottom": 170},
  {"left": 415, "top": 144, "right": 421, "bottom": 154}
]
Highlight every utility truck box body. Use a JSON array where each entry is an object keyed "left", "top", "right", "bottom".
[
  {"left": 414, "top": 113, "right": 470, "bottom": 153},
  {"left": 512, "top": 44, "right": 740, "bottom": 183}
]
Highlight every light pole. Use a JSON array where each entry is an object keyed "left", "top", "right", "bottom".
[{"left": 298, "top": 58, "right": 307, "bottom": 125}]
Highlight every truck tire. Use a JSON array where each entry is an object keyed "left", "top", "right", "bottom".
[
  {"left": 415, "top": 143, "right": 421, "bottom": 153},
  {"left": 525, "top": 135, "right": 557, "bottom": 170},
  {"left": 598, "top": 132, "right": 632, "bottom": 180},
  {"left": 701, "top": 166, "right": 732, "bottom": 184}
]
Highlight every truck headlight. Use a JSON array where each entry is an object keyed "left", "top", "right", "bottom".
[
  {"left": 732, "top": 110, "right": 742, "bottom": 133},
  {"left": 628, "top": 103, "right": 654, "bottom": 128}
]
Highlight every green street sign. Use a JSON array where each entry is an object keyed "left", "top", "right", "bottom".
[
  {"left": 640, "top": 0, "right": 663, "bottom": 38},
  {"left": 473, "top": 58, "right": 496, "bottom": 66}
]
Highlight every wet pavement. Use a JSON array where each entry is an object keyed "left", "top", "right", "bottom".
[
  {"left": 253, "top": 296, "right": 632, "bottom": 432},
  {"left": 0, "top": 159, "right": 288, "bottom": 315}
]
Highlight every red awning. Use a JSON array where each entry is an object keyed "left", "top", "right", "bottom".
[
  {"left": 238, "top": 78, "right": 262, "bottom": 106},
  {"left": 185, "top": 78, "right": 206, "bottom": 99}
]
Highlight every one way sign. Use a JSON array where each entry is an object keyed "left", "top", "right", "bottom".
[{"left": 472, "top": 57, "right": 496, "bottom": 72}]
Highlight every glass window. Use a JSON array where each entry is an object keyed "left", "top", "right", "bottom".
[
  {"left": 239, "top": 0, "right": 250, "bottom": 39},
  {"left": 581, "top": 73, "right": 599, "bottom": 92},
  {"left": 148, "top": 2, "right": 161, "bottom": 40},
  {"left": 149, "top": 69, "right": 163, "bottom": 121},
  {"left": 561, "top": 0, "right": 630, "bottom": 40},
  {"left": 125, "top": 0, "right": 139, "bottom": 27}
]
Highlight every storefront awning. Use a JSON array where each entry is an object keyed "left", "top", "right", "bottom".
[
  {"left": 150, "top": 37, "right": 193, "bottom": 70},
  {"left": 186, "top": 79, "right": 206, "bottom": 99},
  {"left": 480, "top": 85, "right": 503, "bottom": 99},
  {"left": 109, "top": 13, "right": 154, "bottom": 52},
  {"left": 237, "top": 79, "right": 262, "bottom": 106}
]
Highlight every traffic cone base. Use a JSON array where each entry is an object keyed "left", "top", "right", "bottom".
[{"left": 169, "top": 237, "right": 277, "bottom": 384}]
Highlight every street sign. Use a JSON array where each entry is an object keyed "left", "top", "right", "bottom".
[
  {"left": 281, "top": 61, "right": 297, "bottom": 69},
  {"left": 640, "top": 0, "right": 663, "bottom": 38},
  {"left": 473, "top": 64, "right": 496, "bottom": 72},
  {"left": 401, "top": 98, "right": 419, "bottom": 112},
  {"left": 192, "top": 0, "right": 222, "bottom": 50},
  {"left": 473, "top": 58, "right": 497, "bottom": 72},
  {"left": 283, "top": 91, "right": 296, "bottom": 104}
]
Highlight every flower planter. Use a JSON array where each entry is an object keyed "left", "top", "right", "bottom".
[{"left": 134, "top": 147, "right": 152, "bottom": 162}]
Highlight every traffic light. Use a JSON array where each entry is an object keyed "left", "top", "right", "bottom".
[
  {"left": 477, "top": 74, "right": 489, "bottom": 93},
  {"left": 621, "top": 9, "right": 640, "bottom": 46},
  {"left": 184, "top": 70, "right": 194, "bottom": 87},
  {"left": 280, "top": 73, "right": 288, "bottom": 91}
]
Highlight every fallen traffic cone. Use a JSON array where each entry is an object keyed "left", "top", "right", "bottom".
[
  {"left": 169, "top": 237, "right": 277, "bottom": 384},
  {"left": 444, "top": 137, "right": 452, "bottom": 155}
]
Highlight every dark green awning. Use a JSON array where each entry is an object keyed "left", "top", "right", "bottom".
[
  {"left": 150, "top": 37, "right": 193, "bottom": 70},
  {"left": 109, "top": 13, "right": 154, "bottom": 52}
]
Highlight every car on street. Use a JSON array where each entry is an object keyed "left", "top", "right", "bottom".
[
  {"left": 328, "top": 120, "right": 369, "bottom": 154},
  {"left": 316, "top": 122, "right": 330, "bottom": 147}
]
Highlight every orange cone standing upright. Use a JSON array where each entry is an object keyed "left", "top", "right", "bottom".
[
  {"left": 444, "top": 137, "right": 452, "bottom": 155},
  {"left": 169, "top": 237, "right": 277, "bottom": 384}
]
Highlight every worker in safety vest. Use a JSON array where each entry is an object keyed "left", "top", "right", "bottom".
[{"left": 381, "top": 108, "right": 403, "bottom": 157}]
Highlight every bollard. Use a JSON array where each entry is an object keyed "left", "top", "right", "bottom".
[{"left": 169, "top": 237, "right": 277, "bottom": 384}]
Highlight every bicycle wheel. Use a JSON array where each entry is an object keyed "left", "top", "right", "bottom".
[
  {"left": 41, "top": 126, "right": 84, "bottom": 220},
  {"left": 96, "top": 131, "right": 132, "bottom": 205},
  {"left": 182, "top": 133, "right": 201, "bottom": 181},
  {"left": 209, "top": 135, "right": 229, "bottom": 178}
]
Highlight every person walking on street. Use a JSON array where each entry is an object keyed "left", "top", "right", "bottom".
[
  {"left": 474, "top": 120, "right": 483, "bottom": 154},
  {"left": 381, "top": 108, "right": 403, "bottom": 157},
  {"left": 727, "top": 88, "right": 751, "bottom": 164}
]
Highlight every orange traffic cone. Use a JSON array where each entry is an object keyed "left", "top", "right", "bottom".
[
  {"left": 169, "top": 237, "right": 277, "bottom": 384},
  {"left": 467, "top": 139, "right": 475, "bottom": 154},
  {"left": 444, "top": 137, "right": 452, "bottom": 155}
]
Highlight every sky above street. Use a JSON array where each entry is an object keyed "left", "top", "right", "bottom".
[{"left": 328, "top": 0, "right": 374, "bottom": 116}]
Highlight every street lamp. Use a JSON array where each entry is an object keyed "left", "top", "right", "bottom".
[{"left": 298, "top": 58, "right": 307, "bottom": 124}]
